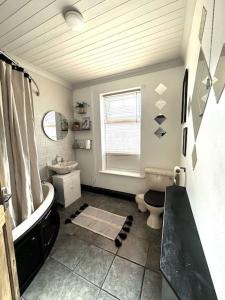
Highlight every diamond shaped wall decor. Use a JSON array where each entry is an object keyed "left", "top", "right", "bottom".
[
  {"left": 155, "top": 99, "right": 167, "bottom": 110},
  {"left": 155, "top": 83, "right": 167, "bottom": 95},
  {"left": 201, "top": 94, "right": 208, "bottom": 103},
  {"left": 154, "top": 128, "right": 167, "bottom": 138},
  {"left": 154, "top": 114, "right": 166, "bottom": 125}
]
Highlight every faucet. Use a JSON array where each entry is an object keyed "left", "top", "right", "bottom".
[{"left": 55, "top": 155, "right": 64, "bottom": 164}]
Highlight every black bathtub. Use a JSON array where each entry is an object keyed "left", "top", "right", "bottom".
[{"left": 13, "top": 182, "right": 60, "bottom": 294}]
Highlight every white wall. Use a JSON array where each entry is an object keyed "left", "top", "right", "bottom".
[
  {"left": 31, "top": 72, "right": 75, "bottom": 180},
  {"left": 181, "top": 0, "right": 225, "bottom": 299},
  {"left": 73, "top": 64, "right": 183, "bottom": 194}
]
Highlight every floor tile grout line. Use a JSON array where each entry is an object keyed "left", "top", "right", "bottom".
[
  {"left": 100, "top": 288, "right": 121, "bottom": 300},
  {"left": 57, "top": 228, "right": 118, "bottom": 255},
  {"left": 144, "top": 267, "right": 162, "bottom": 275},
  {"left": 139, "top": 266, "right": 146, "bottom": 300},
  {"left": 56, "top": 229, "right": 153, "bottom": 270},
  {"left": 23, "top": 192, "right": 162, "bottom": 299},
  {"left": 51, "top": 236, "right": 161, "bottom": 292},
  {"left": 50, "top": 256, "right": 102, "bottom": 290},
  {"left": 95, "top": 289, "right": 102, "bottom": 300},
  {"left": 50, "top": 250, "right": 117, "bottom": 292},
  {"left": 116, "top": 253, "right": 146, "bottom": 268},
  {"left": 145, "top": 239, "right": 152, "bottom": 268},
  {"left": 100, "top": 254, "right": 117, "bottom": 289}
]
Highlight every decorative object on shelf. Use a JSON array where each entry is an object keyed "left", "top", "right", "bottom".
[
  {"left": 71, "top": 121, "right": 81, "bottom": 131},
  {"left": 213, "top": 43, "right": 225, "bottom": 103},
  {"left": 191, "top": 48, "right": 212, "bottom": 140},
  {"left": 199, "top": 6, "right": 207, "bottom": 43},
  {"left": 182, "top": 127, "right": 188, "bottom": 157},
  {"left": 154, "top": 127, "right": 167, "bottom": 138},
  {"left": 81, "top": 117, "right": 91, "bottom": 130},
  {"left": 73, "top": 139, "right": 92, "bottom": 150},
  {"left": 181, "top": 69, "right": 189, "bottom": 124},
  {"left": 154, "top": 114, "right": 166, "bottom": 125},
  {"left": 75, "top": 101, "right": 88, "bottom": 114}
]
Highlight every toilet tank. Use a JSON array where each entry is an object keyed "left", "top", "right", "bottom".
[{"left": 145, "top": 168, "right": 173, "bottom": 192}]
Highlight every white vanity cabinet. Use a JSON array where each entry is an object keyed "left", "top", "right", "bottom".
[{"left": 52, "top": 171, "right": 81, "bottom": 208}]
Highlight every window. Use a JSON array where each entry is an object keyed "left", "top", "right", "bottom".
[{"left": 100, "top": 88, "right": 141, "bottom": 173}]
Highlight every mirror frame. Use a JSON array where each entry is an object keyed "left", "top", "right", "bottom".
[{"left": 42, "top": 110, "right": 69, "bottom": 141}]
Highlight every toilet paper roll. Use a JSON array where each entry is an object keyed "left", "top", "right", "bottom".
[
  {"left": 179, "top": 168, "right": 186, "bottom": 187},
  {"left": 173, "top": 166, "right": 186, "bottom": 187},
  {"left": 173, "top": 166, "right": 181, "bottom": 184}
]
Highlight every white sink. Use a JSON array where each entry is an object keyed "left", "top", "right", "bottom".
[{"left": 48, "top": 161, "right": 78, "bottom": 175}]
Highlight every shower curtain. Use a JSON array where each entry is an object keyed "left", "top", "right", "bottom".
[{"left": 0, "top": 59, "right": 43, "bottom": 227}]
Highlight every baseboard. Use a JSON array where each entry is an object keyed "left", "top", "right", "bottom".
[{"left": 81, "top": 184, "right": 135, "bottom": 201}]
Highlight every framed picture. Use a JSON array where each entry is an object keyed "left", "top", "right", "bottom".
[
  {"left": 81, "top": 117, "right": 90, "bottom": 130},
  {"left": 192, "top": 144, "right": 197, "bottom": 170},
  {"left": 181, "top": 69, "right": 188, "bottom": 124},
  {"left": 199, "top": 7, "right": 207, "bottom": 43},
  {"left": 182, "top": 127, "right": 188, "bottom": 157},
  {"left": 191, "top": 48, "right": 212, "bottom": 140}
]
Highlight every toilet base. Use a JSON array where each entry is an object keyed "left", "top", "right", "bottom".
[
  {"left": 145, "top": 204, "right": 164, "bottom": 229},
  {"left": 136, "top": 193, "right": 164, "bottom": 229},
  {"left": 135, "top": 194, "right": 147, "bottom": 212},
  {"left": 147, "top": 213, "right": 162, "bottom": 229}
]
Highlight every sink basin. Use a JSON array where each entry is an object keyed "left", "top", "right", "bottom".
[{"left": 48, "top": 161, "right": 78, "bottom": 175}]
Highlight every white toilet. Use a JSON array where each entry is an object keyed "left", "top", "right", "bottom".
[{"left": 136, "top": 168, "right": 173, "bottom": 229}]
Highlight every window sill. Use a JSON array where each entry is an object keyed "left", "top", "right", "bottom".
[{"left": 99, "top": 170, "right": 145, "bottom": 178}]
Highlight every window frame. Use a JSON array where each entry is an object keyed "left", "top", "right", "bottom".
[{"left": 100, "top": 87, "right": 142, "bottom": 172}]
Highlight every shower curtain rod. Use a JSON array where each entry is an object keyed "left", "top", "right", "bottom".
[{"left": 0, "top": 50, "right": 40, "bottom": 96}]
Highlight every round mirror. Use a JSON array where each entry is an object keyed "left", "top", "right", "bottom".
[{"left": 42, "top": 111, "right": 69, "bottom": 141}]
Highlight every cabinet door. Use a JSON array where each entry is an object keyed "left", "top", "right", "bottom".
[
  {"left": 42, "top": 206, "right": 60, "bottom": 256},
  {"left": 63, "top": 181, "right": 75, "bottom": 207},
  {"left": 63, "top": 172, "right": 81, "bottom": 207},
  {"left": 15, "top": 225, "right": 43, "bottom": 292},
  {"left": 71, "top": 171, "right": 81, "bottom": 201}
]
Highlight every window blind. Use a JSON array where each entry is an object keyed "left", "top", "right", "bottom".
[{"left": 102, "top": 89, "right": 141, "bottom": 155}]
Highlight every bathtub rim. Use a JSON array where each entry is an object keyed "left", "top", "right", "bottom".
[{"left": 13, "top": 182, "right": 54, "bottom": 243}]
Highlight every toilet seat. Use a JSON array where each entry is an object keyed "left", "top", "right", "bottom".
[{"left": 144, "top": 190, "right": 165, "bottom": 207}]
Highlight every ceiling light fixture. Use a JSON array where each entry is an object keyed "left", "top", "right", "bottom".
[{"left": 64, "top": 8, "right": 84, "bottom": 31}]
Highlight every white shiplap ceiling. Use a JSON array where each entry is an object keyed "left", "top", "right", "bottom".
[{"left": 0, "top": 0, "right": 187, "bottom": 86}]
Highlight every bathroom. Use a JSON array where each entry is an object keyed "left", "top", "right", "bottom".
[{"left": 0, "top": 0, "right": 224, "bottom": 299}]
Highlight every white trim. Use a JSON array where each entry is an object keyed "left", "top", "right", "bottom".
[
  {"left": 12, "top": 182, "right": 54, "bottom": 242},
  {"left": 99, "top": 169, "right": 145, "bottom": 178},
  {"left": 105, "top": 153, "right": 140, "bottom": 156},
  {"left": 7, "top": 52, "right": 73, "bottom": 90},
  {"left": 73, "top": 58, "right": 183, "bottom": 89}
]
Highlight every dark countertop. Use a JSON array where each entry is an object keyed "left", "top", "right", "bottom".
[{"left": 160, "top": 185, "right": 217, "bottom": 300}]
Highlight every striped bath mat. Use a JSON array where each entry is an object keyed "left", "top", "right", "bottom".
[{"left": 65, "top": 204, "right": 133, "bottom": 247}]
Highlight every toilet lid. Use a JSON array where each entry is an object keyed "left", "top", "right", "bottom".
[{"left": 144, "top": 189, "right": 165, "bottom": 207}]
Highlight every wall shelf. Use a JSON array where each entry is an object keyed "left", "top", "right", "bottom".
[
  {"left": 72, "top": 129, "right": 91, "bottom": 132},
  {"left": 73, "top": 139, "right": 92, "bottom": 150}
]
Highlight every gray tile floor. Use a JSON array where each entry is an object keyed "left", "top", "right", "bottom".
[{"left": 22, "top": 192, "right": 162, "bottom": 300}]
